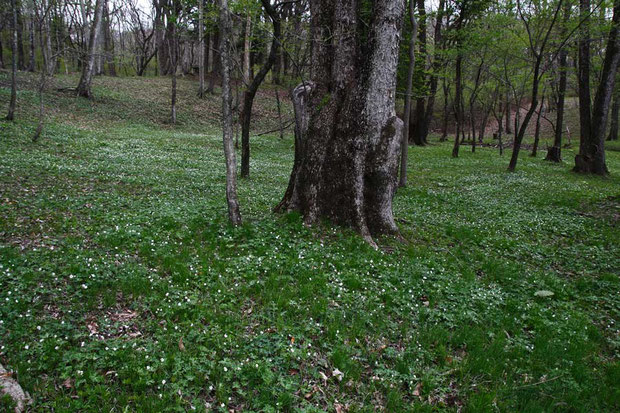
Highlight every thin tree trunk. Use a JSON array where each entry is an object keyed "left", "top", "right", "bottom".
[
  {"left": 76, "top": 0, "right": 104, "bottom": 98},
  {"left": 33, "top": 25, "right": 49, "bottom": 142},
  {"left": 28, "top": 17, "right": 35, "bottom": 72},
  {"left": 243, "top": 13, "right": 251, "bottom": 85},
  {"left": 7, "top": 0, "right": 18, "bottom": 121},
  {"left": 420, "top": 0, "right": 445, "bottom": 144},
  {"left": 508, "top": 0, "right": 563, "bottom": 171},
  {"left": 220, "top": 0, "right": 242, "bottom": 225},
  {"left": 400, "top": 0, "right": 418, "bottom": 187},
  {"left": 452, "top": 53, "right": 463, "bottom": 157},
  {"left": 275, "top": 89, "right": 284, "bottom": 139},
  {"left": 440, "top": 78, "right": 449, "bottom": 141},
  {"left": 546, "top": 5, "right": 569, "bottom": 162},
  {"left": 531, "top": 98, "right": 544, "bottom": 157},
  {"left": 207, "top": 28, "right": 220, "bottom": 93},
  {"left": 409, "top": 0, "right": 426, "bottom": 146},
  {"left": 505, "top": 94, "right": 512, "bottom": 134},
  {"left": 240, "top": 0, "right": 280, "bottom": 178},
  {"left": 607, "top": 91, "right": 620, "bottom": 140},
  {"left": 103, "top": 1, "right": 116, "bottom": 76},
  {"left": 198, "top": 0, "right": 205, "bottom": 97},
  {"left": 16, "top": 0, "right": 25, "bottom": 70},
  {"left": 0, "top": 27, "right": 4, "bottom": 69},
  {"left": 170, "top": 28, "right": 177, "bottom": 124},
  {"left": 578, "top": 0, "right": 593, "bottom": 156}
]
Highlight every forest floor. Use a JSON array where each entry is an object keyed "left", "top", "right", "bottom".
[{"left": 1, "top": 72, "right": 619, "bottom": 412}]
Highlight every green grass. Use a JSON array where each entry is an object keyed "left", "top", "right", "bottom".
[{"left": 0, "top": 72, "right": 619, "bottom": 412}]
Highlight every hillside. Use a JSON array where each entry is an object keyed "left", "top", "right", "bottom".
[{"left": 1, "top": 73, "right": 619, "bottom": 412}]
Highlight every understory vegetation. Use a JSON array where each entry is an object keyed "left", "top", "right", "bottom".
[{"left": 1, "top": 73, "right": 619, "bottom": 412}]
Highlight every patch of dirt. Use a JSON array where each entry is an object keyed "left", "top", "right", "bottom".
[{"left": 84, "top": 299, "right": 142, "bottom": 341}]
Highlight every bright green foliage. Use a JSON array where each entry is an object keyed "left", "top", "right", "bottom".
[{"left": 1, "top": 73, "right": 619, "bottom": 412}]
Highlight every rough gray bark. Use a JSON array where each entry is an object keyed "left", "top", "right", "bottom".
[
  {"left": 399, "top": 0, "right": 418, "bottom": 187},
  {"left": 0, "top": 362, "right": 32, "bottom": 412},
  {"left": 7, "top": 0, "right": 19, "bottom": 121},
  {"left": 76, "top": 0, "right": 104, "bottom": 98},
  {"left": 220, "top": 0, "right": 242, "bottom": 225},
  {"left": 276, "top": 0, "right": 405, "bottom": 245}
]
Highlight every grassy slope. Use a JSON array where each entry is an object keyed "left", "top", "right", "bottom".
[{"left": 0, "top": 72, "right": 619, "bottom": 412}]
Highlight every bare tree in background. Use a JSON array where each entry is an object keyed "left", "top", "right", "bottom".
[
  {"left": 399, "top": 0, "right": 418, "bottom": 187},
  {"left": 198, "top": 0, "right": 205, "bottom": 97},
  {"left": 7, "top": 0, "right": 19, "bottom": 121},
  {"left": 240, "top": 0, "right": 280, "bottom": 178}
]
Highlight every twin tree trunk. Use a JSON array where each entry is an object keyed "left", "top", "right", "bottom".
[
  {"left": 575, "top": 0, "right": 620, "bottom": 174},
  {"left": 241, "top": 0, "right": 280, "bottom": 178},
  {"left": 276, "top": 0, "right": 405, "bottom": 244},
  {"left": 76, "top": 0, "right": 104, "bottom": 98}
]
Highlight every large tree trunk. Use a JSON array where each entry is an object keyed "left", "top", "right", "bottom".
[
  {"left": 220, "top": 0, "right": 242, "bottom": 225},
  {"left": 240, "top": 0, "right": 280, "bottom": 178},
  {"left": 399, "top": 0, "right": 418, "bottom": 187},
  {"left": 76, "top": 0, "right": 104, "bottom": 98},
  {"left": 276, "top": 0, "right": 405, "bottom": 245},
  {"left": 7, "top": 0, "right": 18, "bottom": 121},
  {"left": 575, "top": 0, "right": 620, "bottom": 174}
]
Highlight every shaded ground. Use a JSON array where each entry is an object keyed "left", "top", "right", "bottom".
[{"left": 0, "top": 72, "right": 619, "bottom": 412}]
